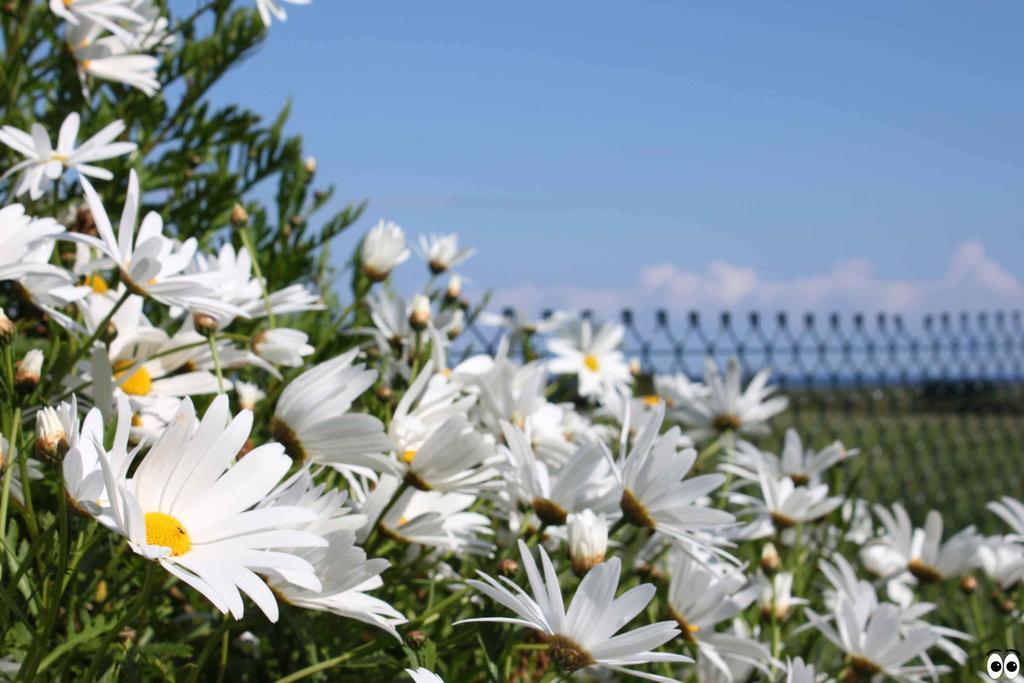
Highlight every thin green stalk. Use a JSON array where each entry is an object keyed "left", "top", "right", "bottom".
[
  {"left": 64, "top": 289, "right": 131, "bottom": 374},
  {"left": 207, "top": 336, "right": 226, "bottom": 394},
  {"left": 275, "top": 639, "right": 382, "bottom": 683},
  {"left": 240, "top": 227, "right": 276, "bottom": 326},
  {"left": 10, "top": 409, "right": 36, "bottom": 539}
]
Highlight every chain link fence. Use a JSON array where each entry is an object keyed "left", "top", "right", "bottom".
[{"left": 459, "top": 309, "right": 1024, "bottom": 529}]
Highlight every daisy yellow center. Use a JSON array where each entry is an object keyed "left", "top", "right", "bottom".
[
  {"left": 583, "top": 354, "right": 599, "bottom": 372},
  {"left": 64, "top": 0, "right": 74, "bottom": 6},
  {"left": 547, "top": 634, "right": 595, "bottom": 672},
  {"left": 51, "top": 153, "right": 68, "bottom": 163},
  {"left": 402, "top": 449, "right": 417, "bottom": 464},
  {"left": 131, "top": 414, "right": 143, "bottom": 427},
  {"left": 908, "top": 558, "right": 943, "bottom": 583},
  {"left": 641, "top": 394, "right": 661, "bottom": 407},
  {"left": 81, "top": 59, "right": 92, "bottom": 69},
  {"left": 398, "top": 516, "right": 409, "bottom": 527},
  {"left": 668, "top": 606, "right": 702, "bottom": 643},
  {"left": 711, "top": 413, "right": 742, "bottom": 432},
  {"left": 113, "top": 361, "right": 152, "bottom": 396},
  {"left": 144, "top": 512, "right": 191, "bottom": 556},
  {"left": 84, "top": 274, "right": 109, "bottom": 294}
]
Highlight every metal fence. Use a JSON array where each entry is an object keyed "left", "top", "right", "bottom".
[{"left": 460, "top": 309, "right": 1024, "bottom": 529}]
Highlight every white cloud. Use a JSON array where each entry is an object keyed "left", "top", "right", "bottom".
[{"left": 487, "top": 241, "right": 1023, "bottom": 316}]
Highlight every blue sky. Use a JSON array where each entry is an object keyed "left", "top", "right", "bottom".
[{"left": 212, "top": 0, "right": 1024, "bottom": 315}]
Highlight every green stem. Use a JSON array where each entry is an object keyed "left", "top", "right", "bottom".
[
  {"left": 275, "top": 639, "right": 382, "bottom": 683},
  {"left": 64, "top": 289, "right": 131, "bottom": 376},
  {"left": 8, "top": 409, "right": 36, "bottom": 540},
  {"left": 240, "top": 227, "right": 276, "bottom": 327},
  {"left": 207, "top": 336, "right": 226, "bottom": 394}
]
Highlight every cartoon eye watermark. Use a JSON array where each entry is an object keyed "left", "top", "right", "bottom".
[{"left": 987, "top": 650, "right": 1021, "bottom": 680}]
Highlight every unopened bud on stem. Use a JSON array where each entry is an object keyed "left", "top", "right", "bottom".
[
  {"left": 409, "top": 294, "right": 431, "bottom": 331},
  {"left": 15, "top": 349, "right": 43, "bottom": 392},
  {"left": 35, "top": 407, "right": 69, "bottom": 462},
  {"left": 230, "top": 204, "right": 249, "bottom": 228},
  {"left": 193, "top": 313, "right": 219, "bottom": 337}
]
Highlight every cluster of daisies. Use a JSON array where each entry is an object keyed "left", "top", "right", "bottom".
[
  {"left": 0, "top": 5, "right": 1015, "bottom": 681},
  {"left": 40, "top": 0, "right": 308, "bottom": 100},
  {"left": 4, "top": 179, "right": 1020, "bottom": 680}
]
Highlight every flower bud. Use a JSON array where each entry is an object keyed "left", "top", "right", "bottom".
[
  {"left": 498, "top": 557, "right": 519, "bottom": 577},
  {"left": 304, "top": 156, "right": 317, "bottom": 174},
  {"left": 375, "top": 385, "right": 393, "bottom": 402},
  {"left": 0, "top": 308, "right": 15, "bottom": 346},
  {"left": 236, "top": 381, "right": 266, "bottom": 412},
  {"left": 35, "top": 407, "right": 69, "bottom": 462},
  {"left": 361, "top": 220, "right": 409, "bottom": 282},
  {"left": 15, "top": 349, "right": 43, "bottom": 392},
  {"left": 74, "top": 204, "right": 96, "bottom": 235},
  {"left": 409, "top": 294, "right": 431, "bottom": 331},
  {"left": 959, "top": 574, "right": 978, "bottom": 594},
  {"left": 404, "top": 630, "right": 428, "bottom": 650},
  {"left": 230, "top": 204, "right": 249, "bottom": 228},
  {"left": 193, "top": 312, "right": 219, "bottom": 337},
  {"left": 760, "top": 542, "right": 781, "bottom": 573},
  {"left": 567, "top": 510, "right": 608, "bottom": 577},
  {"left": 445, "top": 274, "right": 462, "bottom": 302},
  {"left": 628, "top": 358, "right": 642, "bottom": 377}
]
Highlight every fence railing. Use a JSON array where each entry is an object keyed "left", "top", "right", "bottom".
[{"left": 457, "top": 309, "right": 1024, "bottom": 529}]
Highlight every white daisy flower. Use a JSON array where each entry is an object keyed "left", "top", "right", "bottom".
[
  {"left": 862, "top": 504, "right": 980, "bottom": 582},
  {"left": 676, "top": 358, "right": 789, "bottom": 442},
  {"left": 417, "top": 233, "right": 474, "bottom": 274},
  {"left": 547, "top": 319, "right": 631, "bottom": 398},
  {"left": 258, "top": 469, "right": 405, "bottom": 638},
  {"left": 361, "top": 219, "right": 409, "bottom": 281},
  {"left": 406, "top": 669, "right": 443, "bottom": 683},
  {"left": 50, "top": 0, "right": 145, "bottom": 45},
  {"left": 72, "top": 171, "right": 243, "bottom": 317},
  {"left": 90, "top": 395, "right": 327, "bottom": 621},
  {"left": 666, "top": 551, "right": 772, "bottom": 679},
  {"left": 754, "top": 571, "right": 806, "bottom": 622},
  {"left": 252, "top": 327, "right": 314, "bottom": 368},
  {"left": 611, "top": 403, "right": 734, "bottom": 553},
  {"left": 389, "top": 359, "right": 476, "bottom": 455},
  {"left": 784, "top": 658, "right": 820, "bottom": 683},
  {"left": 190, "top": 243, "right": 323, "bottom": 324},
  {"left": 459, "top": 539, "right": 692, "bottom": 682},
  {"left": 8, "top": 239, "right": 90, "bottom": 332},
  {"left": 63, "top": 397, "right": 132, "bottom": 516},
  {"left": 725, "top": 430, "right": 857, "bottom": 486},
  {"left": 978, "top": 537, "right": 1024, "bottom": 590},
  {"left": 360, "top": 475, "right": 493, "bottom": 556},
  {"left": 235, "top": 381, "right": 266, "bottom": 411},
  {"left": 0, "top": 114, "right": 135, "bottom": 199},
  {"left": 805, "top": 599, "right": 945, "bottom": 682},
  {"left": 501, "top": 421, "right": 619, "bottom": 526},
  {"left": 400, "top": 415, "right": 495, "bottom": 494},
  {"left": 254, "top": 0, "right": 311, "bottom": 27},
  {"left": 989, "top": 496, "right": 1024, "bottom": 541},
  {"left": 730, "top": 464, "right": 843, "bottom": 531},
  {"left": 0, "top": 204, "right": 66, "bottom": 282},
  {"left": 69, "top": 22, "right": 161, "bottom": 96},
  {"left": 567, "top": 509, "right": 608, "bottom": 576},
  {"left": 271, "top": 350, "right": 395, "bottom": 477},
  {"left": 359, "top": 289, "right": 415, "bottom": 357},
  {"left": 478, "top": 308, "right": 572, "bottom": 338}
]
